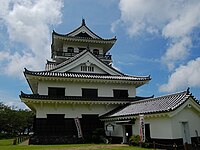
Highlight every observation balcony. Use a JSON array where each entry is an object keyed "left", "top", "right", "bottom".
[{"left": 52, "top": 50, "right": 112, "bottom": 65}]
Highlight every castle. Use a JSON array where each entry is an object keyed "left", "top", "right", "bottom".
[{"left": 20, "top": 19, "right": 200, "bottom": 145}]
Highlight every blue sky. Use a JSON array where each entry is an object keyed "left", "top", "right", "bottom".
[{"left": 0, "top": 0, "right": 200, "bottom": 109}]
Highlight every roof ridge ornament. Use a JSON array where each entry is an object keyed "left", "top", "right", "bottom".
[
  {"left": 187, "top": 87, "right": 190, "bottom": 94},
  {"left": 82, "top": 18, "right": 86, "bottom": 26}
]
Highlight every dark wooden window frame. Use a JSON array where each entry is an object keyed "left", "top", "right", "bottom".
[
  {"left": 113, "top": 89, "right": 128, "bottom": 98},
  {"left": 82, "top": 88, "right": 98, "bottom": 98},
  {"left": 93, "top": 49, "right": 99, "bottom": 55},
  {"left": 67, "top": 47, "right": 74, "bottom": 53},
  {"left": 48, "top": 87, "right": 65, "bottom": 96}
]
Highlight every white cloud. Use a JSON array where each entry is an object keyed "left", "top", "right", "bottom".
[
  {"left": 0, "top": 51, "right": 10, "bottom": 61},
  {"left": 160, "top": 57, "right": 200, "bottom": 92},
  {"left": 115, "top": 0, "right": 200, "bottom": 93},
  {"left": 116, "top": 0, "right": 200, "bottom": 69},
  {"left": 162, "top": 1, "right": 200, "bottom": 39},
  {"left": 161, "top": 37, "right": 192, "bottom": 70},
  {"left": 0, "top": 0, "right": 63, "bottom": 77}
]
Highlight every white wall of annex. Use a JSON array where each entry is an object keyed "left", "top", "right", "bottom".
[
  {"left": 171, "top": 104, "right": 200, "bottom": 139},
  {"left": 38, "top": 80, "right": 136, "bottom": 97},
  {"left": 34, "top": 103, "right": 117, "bottom": 118},
  {"left": 132, "top": 116, "right": 173, "bottom": 139}
]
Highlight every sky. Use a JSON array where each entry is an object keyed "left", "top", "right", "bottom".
[{"left": 0, "top": 0, "right": 200, "bottom": 109}]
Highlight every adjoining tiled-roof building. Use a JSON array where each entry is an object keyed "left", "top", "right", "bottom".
[{"left": 20, "top": 19, "right": 200, "bottom": 146}]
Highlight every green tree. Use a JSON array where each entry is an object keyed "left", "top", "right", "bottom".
[{"left": 0, "top": 102, "right": 35, "bottom": 136}]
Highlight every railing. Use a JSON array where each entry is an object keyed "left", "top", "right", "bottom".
[
  {"left": 53, "top": 51, "right": 112, "bottom": 61},
  {"left": 54, "top": 51, "right": 76, "bottom": 57},
  {"left": 13, "top": 136, "right": 29, "bottom": 145},
  {"left": 97, "top": 54, "right": 112, "bottom": 61}
]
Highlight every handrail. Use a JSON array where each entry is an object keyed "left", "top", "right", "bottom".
[{"left": 53, "top": 51, "right": 112, "bottom": 60}]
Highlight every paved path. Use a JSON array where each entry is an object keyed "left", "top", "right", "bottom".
[{"left": 18, "top": 139, "right": 29, "bottom": 145}]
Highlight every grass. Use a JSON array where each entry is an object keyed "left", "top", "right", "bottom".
[
  {"left": 0, "top": 139, "right": 152, "bottom": 150},
  {"left": 0, "top": 139, "right": 14, "bottom": 146}
]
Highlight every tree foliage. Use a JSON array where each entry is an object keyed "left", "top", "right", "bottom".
[{"left": 0, "top": 102, "right": 35, "bottom": 137}]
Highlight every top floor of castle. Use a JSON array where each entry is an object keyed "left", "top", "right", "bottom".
[{"left": 51, "top": 19, "right": 117, "bottom": 65}]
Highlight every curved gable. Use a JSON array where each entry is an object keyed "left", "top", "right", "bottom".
[
  {"left": 52, "top": 51, "right": 123, "bottom": 75},
  {"left": 67, "top": 24, "right": 101, "bottom": 39}
]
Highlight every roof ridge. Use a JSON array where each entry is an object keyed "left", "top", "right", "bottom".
[
  {"left": 49, "top": 50, "right": 88, "bottom": 71},
  {"left": 66, "top": 19, "right": 102, "bottom": 39},
  {"left": 53, "top": 20, "right": 117, "bottom": 41}
]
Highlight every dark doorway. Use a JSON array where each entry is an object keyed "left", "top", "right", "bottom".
[
  {"left": 81, "top": 114, "right": 103, "bottom": 142},
  {"left": 125, "top": 125, "right": 132, "bottom": 141},
  {"left": 145, "top": 124, "right": 151, "bottom": 141},
  {"left": 46, "top": 114, "right": 65, "bottom": 136}
]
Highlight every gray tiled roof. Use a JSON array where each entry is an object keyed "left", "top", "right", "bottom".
[
  {"left": 20, "top": 91, "right": 141, "bottom": 102},
  {"left": 52, "top": 19, "right": 116, "bottom": 41},
  {"left": 24, "top": 69, "right": 150, "bottom": 81},
  {"left": 49, "top": 49, "right": 124, "bottom": 75},
  {"left": 107, "top": 89, "right": 199, "bottom": 118}
]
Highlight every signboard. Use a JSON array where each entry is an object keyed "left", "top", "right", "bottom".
[
  {"left": 139, "top": 114, "right": 145, "bottom": 142},
  {"left": 106, "top": 124, "right": 114, "bottom": 132},
  {"left": 74, "top": 117, "right": 83, "bottom": 138}
]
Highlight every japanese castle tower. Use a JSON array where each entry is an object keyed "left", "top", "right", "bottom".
[{"left": 20, "top": 19, "right": 200, "bottom": 146}]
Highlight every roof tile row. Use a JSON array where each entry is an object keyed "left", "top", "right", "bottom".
[
  {"left": 24, "top": 69, "right": 150, "bottom": 81},
  {"left": 105, "top": 89, "right": 199, "bottom": 118}
]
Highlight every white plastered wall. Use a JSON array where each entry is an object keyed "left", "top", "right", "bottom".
[
  {"left": 38, "top": 80, "right": 136, "bottom": 97},
  {"left": 131, "top": 116, "right": 173, "bottom": 139},
  {"left": 34, "top": 103, "right": 117, "bottom": 118},
  {"left": 171, "top": 103, "right": 200, "bottom": 139}
]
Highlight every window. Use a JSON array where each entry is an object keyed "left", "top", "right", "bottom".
[
  {"left": 88, "top": 66, "right": 94, "bottom": 72},
  {"left": 113, "top": 90, "right": 128, "bottom": 98},
  {"left": 93, "top": 49, "right": 99, "bottom": 55},
  {"left": 48, "top": 87, "right": 65, "bottom": 96},
  {"left": 81, "top": 65, "right": 94, "bottom": 72},
  {"left": 82, "top": 88, "right": 98, "bottom": 98},
  {"left": 67, "top": 47, "right": 74, "bottom": 53},
  {"left": 81, "top": 66, "right": 87, "bottom": 71}
]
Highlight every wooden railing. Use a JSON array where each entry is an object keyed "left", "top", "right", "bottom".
[
  {"left": 53, "top": 51, "right": 112, "bottom": 60},
  {"left": 13, "top": 136, "right": 29, "bottom": 145}
]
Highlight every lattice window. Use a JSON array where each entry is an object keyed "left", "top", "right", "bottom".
[
  {"left": 93, "top": 49, "right": 99, "bottom": 55},
  {"left": 81, "top": 65, "right": 94, "bottom": 72},
  {"left": 67, "top": 47, "right": 74, "bottom": 53}
]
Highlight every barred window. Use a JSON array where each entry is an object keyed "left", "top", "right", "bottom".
[
  {"left": 93, "top": 49, "right": 99, "bottom": 55},
  {"left": 67, "top": 47, "right": 74, "bottom": 53},
  {"left": 81, "top": 65, "right": 94, "bottom": 72}
]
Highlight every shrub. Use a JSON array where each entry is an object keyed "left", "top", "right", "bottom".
[
  {"left": 129, "top": 135, "right": 140, "bottom": 146},
  {"left": 91, "top": 128, "right": 106, "bottom": 144},
  {"left": 0, "top": 133, "right": 16, "bottom": 139}
]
